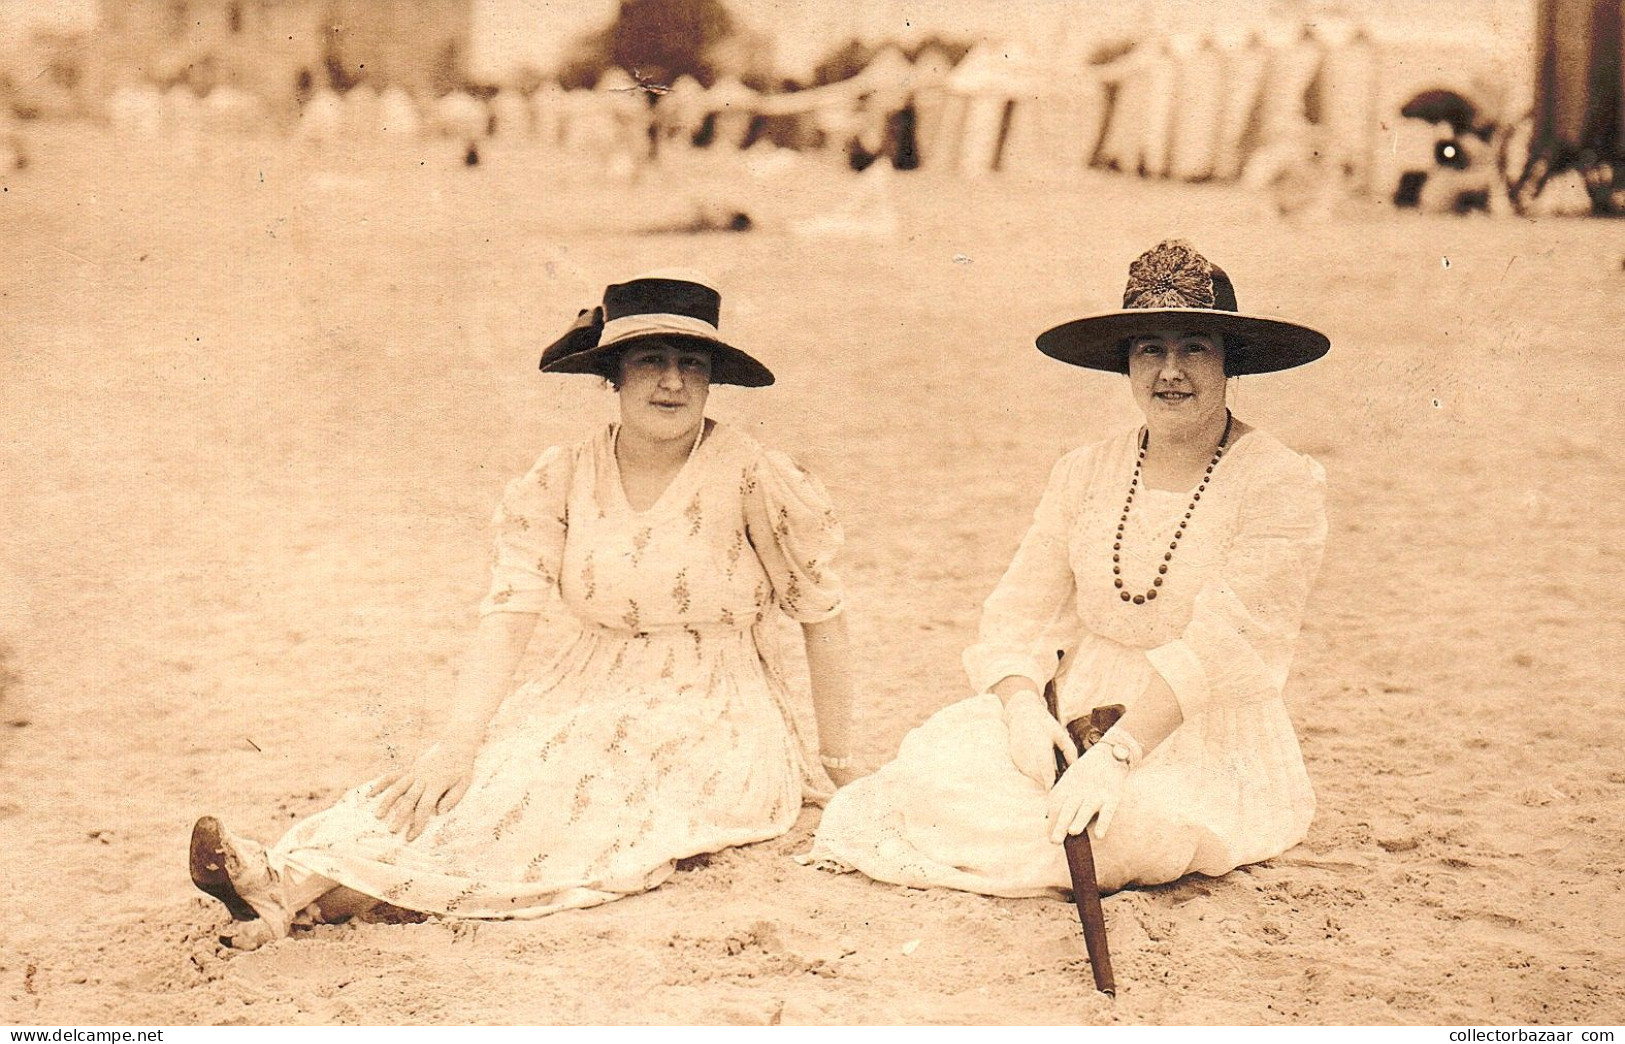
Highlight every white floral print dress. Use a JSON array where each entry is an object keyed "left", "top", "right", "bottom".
[
  {"left": 809, "top": 427, "right": 1326, "bottom": 895},
  {"left": 270, "top": 421, "right": 843, "bottom": 918}
]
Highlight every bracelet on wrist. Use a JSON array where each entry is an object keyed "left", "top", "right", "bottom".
[
  {"left": 820, "top": 752, "right": 854, "bottom": 770},
  {"left": 1097, "top": 724, "right": 1145, "bottom": 770}
]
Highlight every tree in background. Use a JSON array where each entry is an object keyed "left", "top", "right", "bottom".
[
  {"left": 559, "top": 0, "right": 760, "bottom": 90},
  {"left": 610, "top": 0, "right": 735, "bottom": 86}
]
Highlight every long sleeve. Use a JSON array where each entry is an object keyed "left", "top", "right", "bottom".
[
  {"left": 743, "top": 450, "right": 846, "bottom": 623},
  {"left": 478, "top": 445, "right": 573, "bottom": 618},
  {"left": 963, "top": 452, "right": 1083, "bottom": 694},
  {"left": 1144, "top": 451, "right": 1328, "bottom": 719}
]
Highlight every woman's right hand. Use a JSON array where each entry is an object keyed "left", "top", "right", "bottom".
[
  {"left": 1001, "top": 688, "right": 1079, "bottom": 787},
  {"left": 369, "top": 739, "right": 479, "bottom": 841}
]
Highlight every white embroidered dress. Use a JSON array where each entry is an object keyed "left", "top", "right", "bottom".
[
  {"left": 810, "top": 427, "right": 1327, "bottom": 894},
  {"left": 270, "top": 422, "right": 843, "bottom": 918}
]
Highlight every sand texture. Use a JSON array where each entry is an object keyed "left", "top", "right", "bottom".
[{"left": 2, "top": 129, "right": 1623, "bottom": 1025}]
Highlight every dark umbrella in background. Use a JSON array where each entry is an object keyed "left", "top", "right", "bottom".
[{"left": 1401, "top": 88, "right": 1484, "bottom": 135}]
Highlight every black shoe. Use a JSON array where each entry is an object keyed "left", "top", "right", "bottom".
[{"left": 189, "top": 815, "right": 261, "bottom": 922}]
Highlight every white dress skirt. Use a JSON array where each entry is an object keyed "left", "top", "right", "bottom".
[
  {"left": 809, "top": 427, "right": 1328, "bottom": 895},
  {"left": 266, "top": 422, "right": 844, "bottom": 919}
]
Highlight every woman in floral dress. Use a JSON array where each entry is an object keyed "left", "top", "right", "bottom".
[
  {"left": 192, "top": 270, "right": 856, "bottom": 946},
  {"left": 810, "top": 240, "right": 1330, "bottom": 895}
]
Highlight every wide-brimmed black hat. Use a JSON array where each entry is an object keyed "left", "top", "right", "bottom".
[
  {"left": 1035, "top": 240, "right": 1330, "bottom": 375},
  {"left": 539, "top": 270, "right": 774, "bottom": 387}
]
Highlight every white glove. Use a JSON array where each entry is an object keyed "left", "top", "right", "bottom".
[
  {"left": 1001, "top": 690, "right": 1079, "bottom": 787},
  {"left": 1046, "top": 729, "right": 1139, "bottom": 844}
]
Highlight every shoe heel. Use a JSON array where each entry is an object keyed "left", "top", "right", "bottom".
[{"left": 189, "top": 816, "right": 260, "bottom": 923}]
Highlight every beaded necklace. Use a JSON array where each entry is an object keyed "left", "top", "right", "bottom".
[
  {"left": 613, "top": 415, "right": 708, "bottom": 470},
  {"left": 612, "top": 417, "right": 708, "bottom": 510},
  {"left": 1112, "top": 410, "right": 1233, "bottom": 605}
]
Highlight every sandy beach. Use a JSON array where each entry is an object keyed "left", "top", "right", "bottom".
[{"left": 1, "top": 125, "right": 1623, "bottom": 1025}]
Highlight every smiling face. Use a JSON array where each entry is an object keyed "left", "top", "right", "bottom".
[
  {"left": 1126, "top": 328, "right": 1229, "bottom": 437},
  {"left": 615, "top": 340, "right": 713, "bottom": 443}
]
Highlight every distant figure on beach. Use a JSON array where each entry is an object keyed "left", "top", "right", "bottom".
[
  {"left": 192, "top": 271, "right": 857, "bottom": 948},
  {"left": 811, "top": 240, "right": 1330, "bottom": 895}
]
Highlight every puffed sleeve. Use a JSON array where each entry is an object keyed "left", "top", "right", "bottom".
[
  {"left": 743, "top": 450, "right": 846, "bottom": 623},
  {"left": 1144, "top": 451, "right": 1328, "bottom": 719},
  {"left": 962, "top": 452, "right": 1082, "bottom": 694},
  {"left": 478, "top": 445, "right": 573, "bottom": 617}
]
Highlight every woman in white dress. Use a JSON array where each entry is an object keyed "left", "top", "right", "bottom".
[
  {"left": 809, "top": 240, "right": 1330, "bottom": 895},
  {"left": 191, "top": 270, "right": 857, "bottom": 947}
]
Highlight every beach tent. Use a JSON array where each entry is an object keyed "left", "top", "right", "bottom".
[
  {"left": 654, "top": 75, "right": 706, "bottom": 152},
  {"left": 163, "top": 84, "right": 202, "bottom": 141},
  {"left": 746, "top": 47, "right": 933, "bottom": 161},
  {"left": 1081, "top": 16, "right": 1515, "bottom": 201},
  {"left": 861, "top": 44, "right": 914, "bottom": 111},
  {"left": 1093, "top": 44, "right": 1154, "bottom": 174},
  {"left": 1090, "top": 26, "right": 1326, "bottom": 186},
  {"left": 1533, "top": 0, "right": 1623, "bottom": 157},
  {"left": 531, "top": 83, "right": 566, "bottom": 149},
  {"left": 944, "top": 45, "right": 1010, "bottom": 175},
  {"left": 1210, "top": 29, "right": 1270, "bottom": 181},
  {"left": 378, "top": 86, "right": 421, "bottom": 138},
  {"left": 595, "top": 68, "right": 651, "bottom": 158},
  {"left": 1091, "top": 30, "right": 1281, "bottom": 183},
  {"left": 1088, "top": 38, "right": 1181, "bottom": 178},
  {"left": 489, "top": 88, "right": 533, "bottom": 141},
  {"left": 847, "top": 45, "right": 915, "bottom": 167},
  {"left": 705, "top": 77, "right": 759, "bottom": 149},
  {"left": 560, "top": 88, "right": 601, "bottom": 152},
  {"left": 1237, "top": 23, "right": 1324, "bottom": 188},
  {"left": 997, "top": 53, "right": 1106, "bottom": 177},
  {"left": 930, "top": 42, "right": 1044, "bottom": 176},
  {"left": 1139, "top": 42, "right": 1180, "bottom": 177},
  {"left": 909, "top": 43, "right": 958, "bottom": 168},
  {"left": 296, "top": 87, "right": 345, "bottom": 145},
  {"left": 433, "top": 90, "right": 490, "bottom": 140},
  {"left": 342, "top": 84, "right": 381, "bottom": 140},
  {"left": 1166, "top": 34, "right": 1227, "bottom": 181},
  {"left": 200, "top": 86, "right": 265, "bottom": 137},
  {"left": 108, "top": 83, "right": 165, "bottom": 140},
  {"left": 1310, "top": 19, "right": 1378, "bottom": 193}
]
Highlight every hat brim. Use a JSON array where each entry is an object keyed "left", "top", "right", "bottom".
[
  {"left": 540, "top": 332, "right": 776, "bottom": 388},
  {"left": 1036, "top": 308, "right": 1330, "bottom": 375}
]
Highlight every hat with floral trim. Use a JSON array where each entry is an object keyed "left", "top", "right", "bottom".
[{"left": 1036, "top": 240, "right": 1330, "bottom": 375}]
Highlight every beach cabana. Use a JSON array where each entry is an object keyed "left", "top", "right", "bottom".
[
  {"left": 378, "top": 86, "right": 422, "bottom": 138},
  {"left": 342, "top": 84, "right": 381, "bottom": 140},
  {"left": 107, "top": 83, "right": 165, "bottom": 140},
  {"left": 704, "top": 77, "right": 759, "bottom": 150},
  {"left": 1093, "top": 44, "right": 1150, "bottom": 174},
  {"left": 531, "top": 83, "right": 565, "bottom": 149},
  {"left": 490, "top": 88, "right": 533, "bottom": 141},
  {"left": 1311, "top": 19, "right": 1378, "bottom": 194},
  {"left": 295, "top": 87, "right": 344, "bottom": 144},
  {"left": 1166, "top": 34, "right": 1227, "bottom": 181},
  {"left": 909, "top": 44, "right": 958, "bottom": 168},
  {"left": 1533, "top": 0, "right": 1623, "bottom": 160},
  {"left": 932, "top": 42, "right": 1048, "bottom": 176}
]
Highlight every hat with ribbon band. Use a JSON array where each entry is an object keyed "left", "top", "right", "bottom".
[
  {"left": 1035, "top": 240, "right": 1330, "bottom": 375},
  {"left": 540, "top": 270, "right": 774, "bottom": 387}
]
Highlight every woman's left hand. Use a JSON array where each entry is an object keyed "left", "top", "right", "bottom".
[
  {"left": 1046, "top": 743, "right": 1132, "bottom": 844},
  {"left": 370, "top": 740, "right": 479, "bottom": 841}
]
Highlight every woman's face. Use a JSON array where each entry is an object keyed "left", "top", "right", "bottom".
[
  {"left": 1126, "top": 329, "right": 1228, "bottom": 435},
  {"left": 616, "top": 341, "right": 713, "bottom": 442}
]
